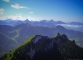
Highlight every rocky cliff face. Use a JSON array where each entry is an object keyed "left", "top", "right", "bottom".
[{"left": 11, "top": 35, "right": 64, "bottom": 60}]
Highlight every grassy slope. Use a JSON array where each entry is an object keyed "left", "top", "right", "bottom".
[
  {"left": 0, "top": 32, "right": 17, "bottom": 58},
  {"left": 3, "top": 36, "right": 35, "bottom": 60}
]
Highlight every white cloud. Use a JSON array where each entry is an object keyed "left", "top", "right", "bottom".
[
  {"left": 0, "top": 13, "right": 31, "bottom": 20},
  {"left": 29, "top": 12, "right": 33, "bottom": 14},
  {"left": 0, "top": 8, "right": 4, "bottom": 15},
  {"left": 0, "top": 16, "right": 7, "bottom": 20},
  {"left": 56, "top": 24, "right": 83, "bottom": 28},
  {"left": 3, "top": 0, "right": 10, "bottom": 2},
  {"left": 11, "top": 4, "right": 29, "bottom": 9}
]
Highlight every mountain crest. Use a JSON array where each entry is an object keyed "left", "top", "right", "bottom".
[{"left": 55, "top": 33, "right": 68, "bottom": 43}]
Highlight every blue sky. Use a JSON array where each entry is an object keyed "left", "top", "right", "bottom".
[{"left": 0, "top": 0, "right": 83, "bottom": 22}]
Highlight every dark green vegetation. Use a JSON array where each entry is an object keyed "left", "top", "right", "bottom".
[
  {"left": 1, "top": 33, "right": 83, "bottom": 60},
  {"left": 0, "top": 23, "right": 83, "bottom": 57}
]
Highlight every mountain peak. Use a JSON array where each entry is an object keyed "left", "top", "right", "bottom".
[
  {"left": 55, "top": 33, "right": 68, "bottom": 43},
  {"left": 57, "top": 32, "right": 61, "bottom": 36},
  {"left": 32, "top": 35, "right": 49, "bottom": 44},
  {"left": 32, "top": 35, "right": 42, "bottom": 43}
]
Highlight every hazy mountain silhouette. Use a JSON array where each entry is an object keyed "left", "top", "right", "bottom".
[
  {"left": 0, "top": 19, "right": 83, "bottom": 26},
  {"left": 0, "top": 19, "right": 83, "bottom": 32}
]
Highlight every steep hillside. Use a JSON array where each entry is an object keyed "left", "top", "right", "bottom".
[
  {"left": 1, "top": 33, "right": 83, "bottom": 60},
  {"left": 0, "top": 25, "right": 18, "bottom": 57},
  {"left": 0, "top": 32, "right": 17, "bottom": 57},
  {"left": 1, "top": 36, "right": 34, "bottom": 60}
]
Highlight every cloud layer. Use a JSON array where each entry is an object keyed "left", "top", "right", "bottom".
[
  {"left": 0, "top": 8, "right": 4, "bottom": 15},
  {"left": 57, "top": 24, "right": 83, "bottom": 28},
  {"left": 0, "top": 13, "right": 32, "bottom": 20},
  {"left": 3, "top": 0, "right": 10, "bottom": 2},
  {"left": 11, "top": 4, "right": 29, "bottom": 9},
  {"left": 29, "top": 12, "right": 33, "bottom": 14}
]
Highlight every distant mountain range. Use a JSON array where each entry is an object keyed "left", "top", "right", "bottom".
[
  {"left": 1, "top": 33, "right": 83, "bottom": 60},
  {"left": 0, "top": 19, "right": 66, "bottom": 26},
  {"left": 0, "top": 19, "right": 83, "bottom": 32},
  {"left": 0, "top": 19, "right": 83, "bottom": 26}
]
